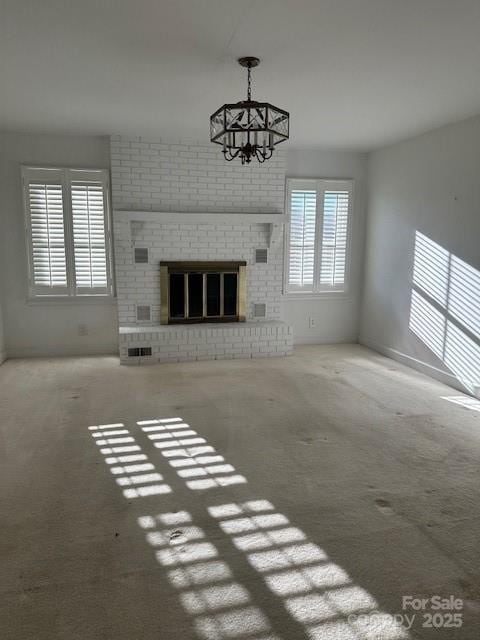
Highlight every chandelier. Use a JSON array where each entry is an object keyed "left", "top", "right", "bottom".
[{"left": 210, "top": 57, "right": 289, "bottom": 164}]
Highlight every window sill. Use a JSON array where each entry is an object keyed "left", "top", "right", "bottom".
[
  {"left": 282, "top": 290, "right": 350, "bottom": 300},
  {"left": 26, "top": 296, "right": 117, "bottom": 306}
]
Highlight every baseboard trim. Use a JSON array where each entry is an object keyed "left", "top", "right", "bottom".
[
  {"left": 360, "top": 337, "right": 469, "bottom": 394},
  {"left": 6, "top": 345, "right": 118, "bottom": 359},
  {"left": 294, "top": 335, "right": 357, "bottom": 345}
]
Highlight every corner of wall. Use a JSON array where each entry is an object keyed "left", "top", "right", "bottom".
[{"left": 357, "top": 150, "right": 372, "bottom": 347}]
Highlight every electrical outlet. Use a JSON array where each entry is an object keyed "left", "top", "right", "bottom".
[
  {"left": 78, "top": 323, "right": 88, "bottom": 336},
  {"left": 308, "top": 317, "right": 315, "bottom": 329}
]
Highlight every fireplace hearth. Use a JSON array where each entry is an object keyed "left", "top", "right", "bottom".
[{"left": 160, "top": 261, "right": 246, "bottom": 324}]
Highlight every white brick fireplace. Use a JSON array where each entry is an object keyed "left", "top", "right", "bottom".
[{"left": 110, "top": 136, "right": 293, "bottom": 364}]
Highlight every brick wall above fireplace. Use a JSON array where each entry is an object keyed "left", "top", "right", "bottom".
[{"left": 110, "top": 136, "right": 285, "bottom": 213}]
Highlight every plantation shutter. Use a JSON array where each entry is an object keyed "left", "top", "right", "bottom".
[
  {"left": 287, "top": 189, "right": 317, "bottom": 290},
  {"left": 23, "top": 167, "right": 112, "bottom": 297},
  {"left": 70, "top": 173, "right": 110, "bottom": 294},
  {"left": 24, "top": 168, "right": 69, "bottom": 294},
  {"left": 286, "top": 179, "right": 352, "bottom": 294},
  {"left": 320, "top": 189, "right": 350, "bottom": 287}
]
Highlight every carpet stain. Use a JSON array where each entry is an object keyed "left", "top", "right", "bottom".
[
  {"left": 375, "top": 498, "right": 395, "bottom": 515},
  {"left": 299, "top": 436, "right": 330, "bottom": 445},
  {"left": 170, "top": 530, "right": 188, "bottom": 546}
]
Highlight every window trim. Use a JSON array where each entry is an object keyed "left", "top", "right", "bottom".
[
  {"left": 22, "top": 165, "right": 115, "bottom": 300},
  {"left": 283, "top": 177, "right": 354, "bottom": 297}
]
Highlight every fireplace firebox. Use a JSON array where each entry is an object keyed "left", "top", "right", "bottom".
[{"left": 160, "top": 261, "right": 246, "bottom": 324}]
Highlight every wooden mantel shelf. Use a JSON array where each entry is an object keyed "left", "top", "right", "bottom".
[{"left": 114, "top": 210, "right": 288, "bottom": 247}]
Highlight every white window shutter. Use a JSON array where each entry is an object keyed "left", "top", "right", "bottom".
[
  {"left": 23, "top": 166, "right": 113, "bottom": 298},
  {"left": 286, "top": 179, "right": 352, "bottom": 294},
  {"left": 24, "top": 168, "right": 69, "bottom": 294},
  {"left": 320, "top": 189, "right": 350, "bottom": 287},
  {"left": 70, "top": 176, "right": 110, "bottom": 294},
  {"left": 288, "top": 189, "right": 317, "bottom": 289}
]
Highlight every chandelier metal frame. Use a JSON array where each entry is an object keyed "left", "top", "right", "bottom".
[{"left": 210, "top": 57, "right": 290, "bottom": 164}]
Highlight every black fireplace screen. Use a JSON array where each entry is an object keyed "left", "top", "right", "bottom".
[{"left": 160, "top": 261, "right": 246, "bottom": 324}]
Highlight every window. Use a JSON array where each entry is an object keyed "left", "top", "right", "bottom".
[
  {"left": 285, "top": 179, "right": 353, "bottom": 294},
  {"left": 22, "top": 166, "right": 113, "bottom": 298}
]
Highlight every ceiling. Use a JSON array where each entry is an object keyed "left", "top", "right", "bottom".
[{"left": 2, "top": 0, "right": 480, "bottom": 150}]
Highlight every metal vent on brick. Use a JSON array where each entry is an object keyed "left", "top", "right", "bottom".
[
  {"left": 136, "top": 305, "right": 151, "bottom": 322},
  {"left": 255, "top": 248, "right": 268, "bottom": 264},
  {"left": 128, "top": 347, "right": 152, "bottom": 357},
  {"left": 134, "top": 247, "right": 149, "bottom": 264},
  {"left": 253, "top": 303, "right": 266, "bottom": 318}
]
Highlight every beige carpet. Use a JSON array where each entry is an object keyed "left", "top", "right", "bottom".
[{"left": 1, "top": 345, "right": 479, "bottom": 639}]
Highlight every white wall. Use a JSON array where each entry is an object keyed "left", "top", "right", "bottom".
[
  {"left": 0, "top": 293, "right": 5, "bottom": 364},
  {"left": 283, "top": 148, "right": 368, "bottom": 343},
  {"left": 0, "top": 132, "right": 118, "bottom": 357},
  {"left": 361, "top": 115, "right": 480, "bottom": 396}
]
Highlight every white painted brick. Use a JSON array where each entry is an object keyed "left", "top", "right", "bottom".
[
  {"left": 111, "top": 136, "right": 285, "bottom": 215},
  {"left": 111, "top": 135, "right": 290, "bottom": 356},
  {"left": 119, "top": 322, "right": 292, "bottom": 364}
]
